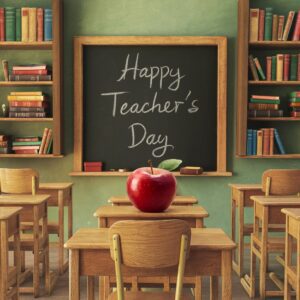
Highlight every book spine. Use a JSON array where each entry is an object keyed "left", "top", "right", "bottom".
[
  {"left": 250, "top": 99, "right": 280, "bottom": 104},
  {"left": 9, "top": 107, "right": 46, "bottom": 112},
  {"left": 283, "top": 54, "right": 291, "bottom": 81},
  {"left": 28, "top": 8, "right": 37, "bottom": 42},
  {"left": 277, "top": 15, "right": 285, "bottom": 40},
  {"left": 266, "top": 56, "right": 272, "bottom": 81},
  {"left": 252, "top": 129, "right": 257, "bottom": 155},
  {"left": 9, "top": 75, "right": 52, "bottom": 81},
  {"left": 247, "top": 129, "right": 253, "bottom": 156},
  {"left": 46, "top": 137, "right": 53, "bottom": 154},
  {"left": 292, "top": 11, "right": 300, "bottom": 41},
  {"left": 298, "top": 53, "right": 300, "bottom": 81},
  {"left": 248, "top": 110, "right": 283, "bottom": 117},
  {"left": 9, "top": 112, "right": 46, "bottom": 118},
  {"left": 15, "top": 8, "right": 21, "bottom": 41},
  {"left": 37, "top": 8, "right": 44, "bottom": 42},
  {"left": 10, "top": 91, "right": 43, "bottom": 96},
  {"left": 12, "top": 69, "right": 48, "bottom": 75},
  {"left": 8, "top": 101, "right": 47, "bottom": 107},
  {"left": 12, "top": 146, "right": 40, "bottom": 150},
  {"left": 0, "top": 8, "right": 4, "bottom": 41},
  {"left": 269, "top": 128, "right": 274, "bottom": 155},
  {"left": 290, "top": 54, "right": 298, "bottom": 81},
  {"left": 253, "top": 57, "right": 266, "bottom": 80},
  {"left": 282, "top": 11, "right": 295, "bottom": 41},
  {"left": 14, "top": 138, "right": 39, "bottom": 142},
  {"left": 262, "top": 128, "right": 270, "bottom": 155},
  {"left": 276, "top": 54, "right": 284, "bottom": 81},
  {"left": 5, "top": 7, "right": 16, "bottom": 41},
  {"left": 12, "top": 141, "right": 41, "bottom": 146},
  {"left": 43, "top": 128, "right": 52, "bottom": 154},
  {"left": 258, "top": 9, "right": 265, "bottom": 41},
  {"left": 251, "top": 95, "right": 280, "bottom": 100},
  {"left": 248, "top": 103, "right": 279, "bottom": 110},
  {"left": 44, "top": 9, "right": 53, "bottom": 41},
  {"left": 264, "top": 7, "right": 273, "bottom": 41},
  {"left": 7, "top": 95, "right": 44, "bottom": 101},
  {"left": 2, "top": 60, "right": 9, "bottom": 81},
  {"left": 289, "top": 97, "right": 300, "bottom": 103},
  {"left": 272, "top": 14, "right": 278, "bottom": 41},
  {"left": 21, "top": 8, "right": 29, "bottom": 42},
  {"left": 271, "top": 56, "right": 277, "bottom": 80},
  {"left": 291, "top": 111, "right": 300, "bottom": 117},
  {"left": 13, "top": 149, "right": 38, "bottom": 154},
  {"left": 290, "top": 102, "right": 300, "bottom": 107},
  {"left": 290, "top": 91, "right": 300, "bottom": 98},
  {"left": 257, "top": 130, "right": 263, "bottom": 155},
  {"left": 39, "top": 128, "right": 49, "bottom": 154},
  {"left": 13, "top": 64, "right": 47, "bottom": 71},
  {"left": 274, "top": 128, "right": 286, "bottom": 154},
  {"left": 249, "top": 55, "right": 259, "bottom": 80}
]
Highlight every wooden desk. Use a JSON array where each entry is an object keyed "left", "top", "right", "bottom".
[
  {"left": 281, "top": 208, "right": 300, "bottom": 299},
  {"left": 229, "top": 183, "right": 263, "bottom": 277},
  {"left": 38, "top": 182, "right": 73, "bottom": 274},
  {"left": 65, "top": 228, "right": 236, "bottom": 300},
  {"left": 0, "top": 207, "right": 22, "bottom": 300},
  {"left": 241, "top": 196, "right": 300, "bottom": 299},
  {"left": 0, "top": 194, "right": 52, "bottom": 297},
  {"left": 108, "top": 195, "right": 198, "bottom": 206}
]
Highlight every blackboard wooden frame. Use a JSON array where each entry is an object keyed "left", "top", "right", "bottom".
[{"left": 71, "top": 36, "right": 231, "bottom": 177}]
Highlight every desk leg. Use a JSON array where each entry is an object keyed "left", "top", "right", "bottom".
[
  {"left": 259, "top": 208, "right": 268, "bottom": 299},
  {"left": 33, "top": 206, "right": 40, "bottom": 298},
  {"left": 58, "top": 192, "right": 65, "bottom": 275},
  {"left": 0, "top": 222, "right": 8, "bottom": 300},
  {"left": 231, "top": 195, "right": 236, "bottom": 261},
  {"left": 221, "top": 250, "right": 232, "bottom": 300},
  {"left": 238, "top": 198, "right": 244, "bottom": 277},
  {"left": 68, "top": 189, "right": 73, "bottom": 239},
  {"left": 87, "top": 276, "right": 95, "bottom": 300},
  {"left": 70, "top": 250, "right": 80, "bottom": 300},
  {"left": 210, "top": 276, "right": 218, "bottom": 300},
  {"left": 99, "top": 276, "right": 109, "bottom": 300}
]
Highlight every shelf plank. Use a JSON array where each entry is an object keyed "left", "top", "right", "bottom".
[
  {"left": 0, "top": 41, "right": 52, "bottom": 50},
  {"left": 248, "top": 117, "right": 300, "bottom": 121},
  {"left": 0, "top": 81, "right": 53, "bottom": 86},
  {"left": 0, "top": 118, "right": 53, "bottom": 122},
  {"left": 69, "top": 171, "right": 233, "bottom": 177},
  {"left": 249, "top": 41, "right": 300, "bottom": 48},
  {"left": 0, "top": 154, "right": 63, "bottom": 158},
  {"left": 249, "top": 80, "right": 300, "bottom": 86},
  {"left": 238, "top": 154, "right": 300, "bottom": 159}
]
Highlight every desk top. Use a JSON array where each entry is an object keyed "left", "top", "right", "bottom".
[
  {"left": 281, "top": 208, "right": 300, "bottom": 220},
  {"left": 0, "top": 194, "right": 50, "bottom": 205},
  {"left": 94, "top": 205, "right": 209, "bottom": 219},
  {"left": 228, "top": 183, "right": 262, "bottom": 190},
  {"left": 39, "top": 182, "right": 73, "bottom": 190},
  {"left": 251, "top": 195, "right": 300, "bottom": 206},
  {"left": 108, "top": 195, "right": 198, "bottom": 205},
  {"left": 0, "top": 207, "right": 23, "bottom": 220},
  {"left": 64, "top": 228, "right": 235, "bottom": 250}
]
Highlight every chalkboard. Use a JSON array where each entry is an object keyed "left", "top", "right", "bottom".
[{"left": 73, "top": 36, "right": 228, "bottom": 175}]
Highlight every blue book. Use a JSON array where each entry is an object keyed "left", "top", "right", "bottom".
[
  {"left": 247, "top": 129, "right": 253, "bottom": 156},
  {"left": 274, "top": 128, "right": 286, "bottom": 154},
  {"left": 44, "top": 8, "right": 52, "bottom": 41},
  {"left": 252, "top": 130, "right": 257, "bottom": 155}
]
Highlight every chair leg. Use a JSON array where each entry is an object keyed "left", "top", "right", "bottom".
[
  {"left": 249, "top": 238, "right": 256, "bottom": 298},
  {"left": 20, "top": 251, "right": 25, "bottom": 272},
  {"left": 45, "top": 246, "right": 50, "bottom": 295},
  {"left": 87, "top": 276, "right": 95, "bottom": 300},
  {"left": 210, "top": 276, "right": 218, "bottom": 300},
  {"left": 194, "top": 276, "right": 202, "bottom": 300},
  {"left": 58, "top": 194, "right": 65, "bottom": 275}
]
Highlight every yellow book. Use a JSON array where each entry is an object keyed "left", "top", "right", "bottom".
[
  {"left": 249, "top": 8, "right": 259, "bottom": 42},
  {"left": 21, "top": 8, "right": 29, "bottom": 42},
  {"left": 7, "top": 95, "right": 44, "bottom": 101},
  {"left": 276, "top": 54, "right": 284, "bottom": 81},
  {"left": 257, "top": 130, "right": 263, "bottom": 156},
  {"left": 10, "top": 91, "right": 43, "bottom": 96},
  {"left": 28, "top": 8, "right": 37, "bottom": 42},
  {"left": 272, "top": 15, "right": 278, "bottom": 41}
]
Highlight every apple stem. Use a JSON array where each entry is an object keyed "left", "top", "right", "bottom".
[{"left": 148, "top": 159, "right": 154, "bottom": 175}]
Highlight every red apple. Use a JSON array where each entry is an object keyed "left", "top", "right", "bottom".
[{"left": 127, "top": 167, "right": 176, "bottom": 212}]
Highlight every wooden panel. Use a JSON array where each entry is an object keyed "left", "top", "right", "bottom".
[{"left": 287, "top": 217, "right": 300, "bottom": 239}]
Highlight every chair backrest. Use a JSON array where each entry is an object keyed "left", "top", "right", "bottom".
[
  {"left": 0, "top": 168, "right": 39, "bottom": 195},
  {"left": 262, "top": 169, "right": 300, "bottom": 196},
  {"left": 109, "top": 219, "right": 191, "bottom": 300}
]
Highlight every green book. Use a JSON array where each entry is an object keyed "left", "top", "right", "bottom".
[
  {"left": 46, "top": 138, "right": 53, "bottom": 154},
  {"left": 15, "top": 8, "right": 21, "bottom": 41},
  {"left": 271, "top": 56, "right": 277, "bottom": 80},
  {"left": 264, "top": 7, "right": 273, "bottom": 41},
  {"left": 289, "top": 97, "right": 300, "bottom": 103},
  {"left": 290, "top": 54, "right": 298, "bottom": 81},
  {"left": 290, "top": 92, "right": 300, "bottom": 98},
  {"left": 250, "top": 98, "right": 280, "bottom": 104},
  {"left": 5, "top": 7, "right": 16, "bottom": 41},
  {"left": 12, "top": 141, "right": 42, "bottom": 146}
]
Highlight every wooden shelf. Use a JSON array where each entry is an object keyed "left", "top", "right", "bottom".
[
  {"left": 0, "top": 41, "right": 52, "bottom": 50},
  {"left": 0, "top": 81, "right": 53, "bottom": 86},
  {"left": 248, "top": 117, "right": 300, "bottom": 121},
  {"left": 238, "top": 154, "right": 300, "bottom": 159},
  {"left": 0, "top": 154, "right": 63, "bottom": 158},
  {"left": 0, "top": 118, "right": 53, "bottom": 122},
  {"left": 69, "top": 171, "right": 233, "bottom": 177},
  {"left": 249, "top": 41, "right": 300, "bottom": 48},
  {"left": 249, "top": 81, "right": 300, "bottom": 86}
]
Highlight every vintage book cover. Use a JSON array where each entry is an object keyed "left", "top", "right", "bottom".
[
  {"left": 290, "top": 54, "right": 298, "bottom": 81},
  {"left": 9, "top": 112, "right": 46, "bottom": 118},
  {"left": 252, "top": 129, "right": 257, "bottom": 155},
  {"left": 249, "top": 8, "right": 260, "bottom": 42},
  {"left": 44, "top": 9, "right": 53, "bottom": 41},
  {"left": 13, "top": 65, "right": 47, "bottom": 71},
  {"left": 258, "top": 9, "right": 265, "bottom": 41},
  {"left": 39, "top": 128, "right": 49, "bottom": 154},
  {"left": 290, "top": 91, "right": 300, "bottom": 98},
  {"left": 28, "top": 8, "right": 37, "bottom": 42},
  {"left": 5, "top": 7, "right": 16, "bottom": 41},
  {"left": 276, "top": 54, "right": 284, "bottom": 81},
  {"left": 272, "top": 14, "right": 278, "bottom": 40},
  {"left": 256, "top": 130, "right": 263, "bottom": 155},
  {"left": 12, "top": 141, "right": 41, "bottom": 146},
  {"left": 7, "top": 95, "right": 45, "bottom": 101},
  {"left": 0, "top": 8, "right": 4, "bottom": 41},
  {"left": 250, "top": 99, "right": 280, "bottom": 104},
  {"left": 283, "top": 54, "right": 291, "bottom": 81},
  {"left": 9, "top": 75, "right": 52, "bottom": 81},
  {"left": 8, "top": 101, "right": 48, "bottom": 107},
  {"left": 14, "top": 136, "right": 40, "bottom": 142},
  {"left": 274, "top": 128, "right": 286, "bottom": 154},
  {"left": 247, "top": 129, "right": 253, "bottom": 155},
  {"left": 262, "top": 128, "right": 270, "bottom": 155},
  {"left": 21, "top": 8, "right": 29, "bottom": 42},
  {"left": 271, "top": 56, "right": 277, "bottom": 80},
  {"left": 43, "top": 129, "right": 52, "bottom": 154},
  {"left": 10, "top": 91, "right": 43, "bottom": 95},
  {"left": 15, "top": 8, "right": 21, "bottom": 41},
  {"left": 253, "top": 57, "right": 266, "bottom": 80},
  {"left": 9, "top": 107, "right": 46, "bottom": 112},
  {"left": 251, "top": 95, "right": 280, "bottom": 100},
  {"left": 266, "top": 56, "right": 272, "bottom": 80},
  {"left": 264, "top": 7, "right": 273, "bottom": 41},
  {"left": 14, "top": 149, "right": 38, "bottom": 154},
  {"left": 277, "top": 15, "right": 285, "bottom": 40},
  {"left": 37, "top": 8, "right": 44, "bottom": 41},
  {"left": 269, "top": 128, "right": 275, "bottom": 155},
  {"left": 282, "top": 11, "right": 295, "bottom": 41},
  {"left": 12, "top": 146, "right": 40, "bottom": 150},
  {"left": 248, "top": 103, "right": 279, "bottom": 110},
  {"left": 13, "top": 69, "right": 48, "bottom": 75},
  {"left": 292, "top": 11, "right": 300, "bottom": 40},
  {"left": 249, "top": 55, "right": 259, "bottom": 80},
  {"left": 248, "top": 110, "right": 283, "bottom": 118}
]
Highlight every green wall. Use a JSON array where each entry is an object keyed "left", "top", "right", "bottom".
[{"left": 1, "top": 0, "right": 300, "bottom": 235}]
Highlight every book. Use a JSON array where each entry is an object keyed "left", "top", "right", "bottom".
[
  {"left": 5, "top": 7, "right": 16, "bottom": 41},
  {"left": 44, "top": 9, "right": 53, "bottom": 41},
  {"left": 292, "top": 11, "right": 300, "bottom": 41},
  {"left": 37, "top": 8, "right": 44, "bottom": 42},
  {"left": 276, "top": 54, "right": 284, "bottom": 81},
  {"left": 15, "top": 8, "right": 21, "bottom": 41},
  {"left": 12, "top": 65, "right": 47, "bottom": 71},
  {"left": 258, "top": 9, "right": 265, "bottom": 41},
  {"left": 43, "top": 129, "right": 52, "bottom": 154},
  {"left": 251, "top": 95, "right": 280, "bottom": 100},
  {"left": 269, "top": 128, "right": 274, "bottom": 155},
  {"left": 0, "top": 8, "right": 4, "bottom": 41},
  {"left": 12, "top": 141, "right": 41, "bottom": 146},
  {"left": 248, "top": 110, "right": 283, "bottom": 118},
  {"left": 8, "top": 101, "right": 48, "bottom": 107},
  {"left": 13, "top": 149, "right": 38, "bottom": 154},
  {"left": 12, "top": 69, "right": 48, "bottom": 75},
  {"left": 282, "top": 11, "right": 295, "bottom": 41},
  {"left": 257, "top": 130, "right": 263, "bottom": 155},
  {"left": 0, "top": 148, "right": 10, "bottom": 154},
  {"left": 248, "top": 103, "right": 279, "bottom": 110},
  {"left": 28, "top": 8, "right": 37, "bottom": 42},
  {"left": 290, "top": 102, "right": 300, "bottom": 107},
  {"left": 266, "top": 56, "right": 272, "bottom": 81},
  {"left": 262, "top": 128, "right": 270, "bottom": 155},
  {"left": 247, "top": 129, "right": 253, "bottom": 155},
  {"left": 290, "top": 54, "right": 298, "bottom": 81},
  {"left": 21, "top": 8, "right": 29, "bottom": 42},
  {"left": 9, "top": 112, "right": 46, "bottom": 118},
  {"left": 9, "top": 107, "right": 46, "bottom": 112},
  {"left": 290, "top": 91, "right": 300, "bottom": 98},
  {"left": 7, "top": 95, "right": 45, "bottom": 101},
  {"left": 9, "top": 75, "right": 52, "bottom": 81},
  {"left": 274, "top": 128, "right": 286, "bottom": 154},
  {"left": 272, "top": 14, "right": 278, "bottom": 41},
  {"left": 250, "top": 99, "right": 280, "bottom": 104},
  {"left": 289, "top": 97, "right": 300, "bottom": 103},
  {"left": 12, "top": 146, "right": 40, "bottom": 150},
  {"left": 283, "top": 54, "right": 291, "bottom": 81},
  {"left": 0, "top": 135, "right": 8, "bottom": 141},
  {"left": 277, "top": 15, "right": 285, "bottom": 40},
  {"left": 249, "top": 55, "right": 259, "bottom": 80},
  {"left": 252, "top": 129, "right": 257, "bottom": 155},
  {"left": 249, "top": 9, "right": 259, "bottom": 42},
  {"left": 253, "top": 57, "right": 266, "bottom": 80},
  {"left": 291, "top": 111, "right": 300, "bottom": 117},
  {"left": 271, "top": 56, "right": 277, "bottom": 80},
  {"left": 2, "top": 60, "right": 9, "bottom": 81},
  {"left": 14, "top": 136, "right": 40, "bottom": 142},
  {"left": 46, "top": 137, "right": 53, "bottom": 154},
  {"left": 10, "top": 91, "right": 43, "bottom": 96},
  {"left": 298, "top": 54, "right": 300, "bottom": 81},
  {"left": 39, "top": 128, "right": 49, "bottom": 154},
  {"left": 264, "top": 7, "right": 273, "bottom": 41}
]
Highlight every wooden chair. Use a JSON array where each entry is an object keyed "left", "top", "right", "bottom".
[
  {"left": 108, "top": 219, "right": 193, "bottom": 300},
  {"left": 241, "top": 169, "right": 300, "bottom": 299}
]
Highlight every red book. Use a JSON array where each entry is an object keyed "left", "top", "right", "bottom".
[
  {"left": 0, "top": 8, "right": 4, "bottom": 41},
  {"left": 262, "top": 128, "right": 271, "bottom": 155},
  {"left": 291, "top": 111, "right": 300, "bottom": 117},
  {"left": 84, "top": 162, "right": 103, "bottom": 172},
  {"left": 9, "top": 101, "right": 48, "bottom": 107},
  {"left": 298, "top": 54, "right": 300, "bottom": 81},
  {"left": 283, "top": 54, "right": 291, "bottom": 81},
  {"left": 292, "top": 11, "right": 300, "bottom": 41},
  {"left": 37, "top": 8, "right": 44, "bottom": 42},
  {"left": 266, "top": 56, "right": 272, "bottom": 81},
  {"left": 269, "top": 128, "right": 274, "bottom": 155},
  {"left": 12, "top": 69, "right": 48, "bottom": 75},
  {"left": 258, "top": 9, "right": 265, "bottom": 41},
  {"left": 13, "top": 149, "right": 38, "bottom": 154}
]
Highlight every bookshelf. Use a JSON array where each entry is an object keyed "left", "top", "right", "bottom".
[
  {"left": 0, "top": 0, "right": 62, "bottom": 158},
  {"left": 236, "top": 0, "right": 300, "bottom": 157}
]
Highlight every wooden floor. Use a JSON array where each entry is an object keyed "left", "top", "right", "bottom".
[{"left": 19, "top": 246, "right": 284, "bottom": 299}]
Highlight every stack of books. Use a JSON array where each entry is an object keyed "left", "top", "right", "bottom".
[
  {"left": 248, "top": 94, "right": 283, "bottom": 118},
  {"left": 12, "top": 136, "right": 42, "bottom": 154},
  {"left": 249, "top": 8, "right": 300, "bottom": 41},
  {"left": 7, "top": 91, "right": 49, "bottom": 118},
  {"left": 249, "top": 54, "right": 300, "bottom": 81},
  {"left": 0, "top": 135, "right": 11, "bottom": 154},
  {"left": 0, "top": 7, "right": 52, "bottom": 42},
  {"left": 39, "top": 128, "right": 53, "bottom": 154},
  {"left": 9, "top": 64, "right": 52, "bottom": 82},
  {"left": 289, "top": 91, "right": 300, "bottom": 117},
  {"left": 247, "top": 128, "right": 285, "bottom": 156}
]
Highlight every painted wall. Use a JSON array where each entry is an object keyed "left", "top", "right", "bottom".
[{"left": 1, "top": 0, "right": 300, "bottom": 234}]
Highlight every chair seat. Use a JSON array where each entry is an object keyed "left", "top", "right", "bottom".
[{"left": 108, "top": 291, "right": 193, "bottom": 300}]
